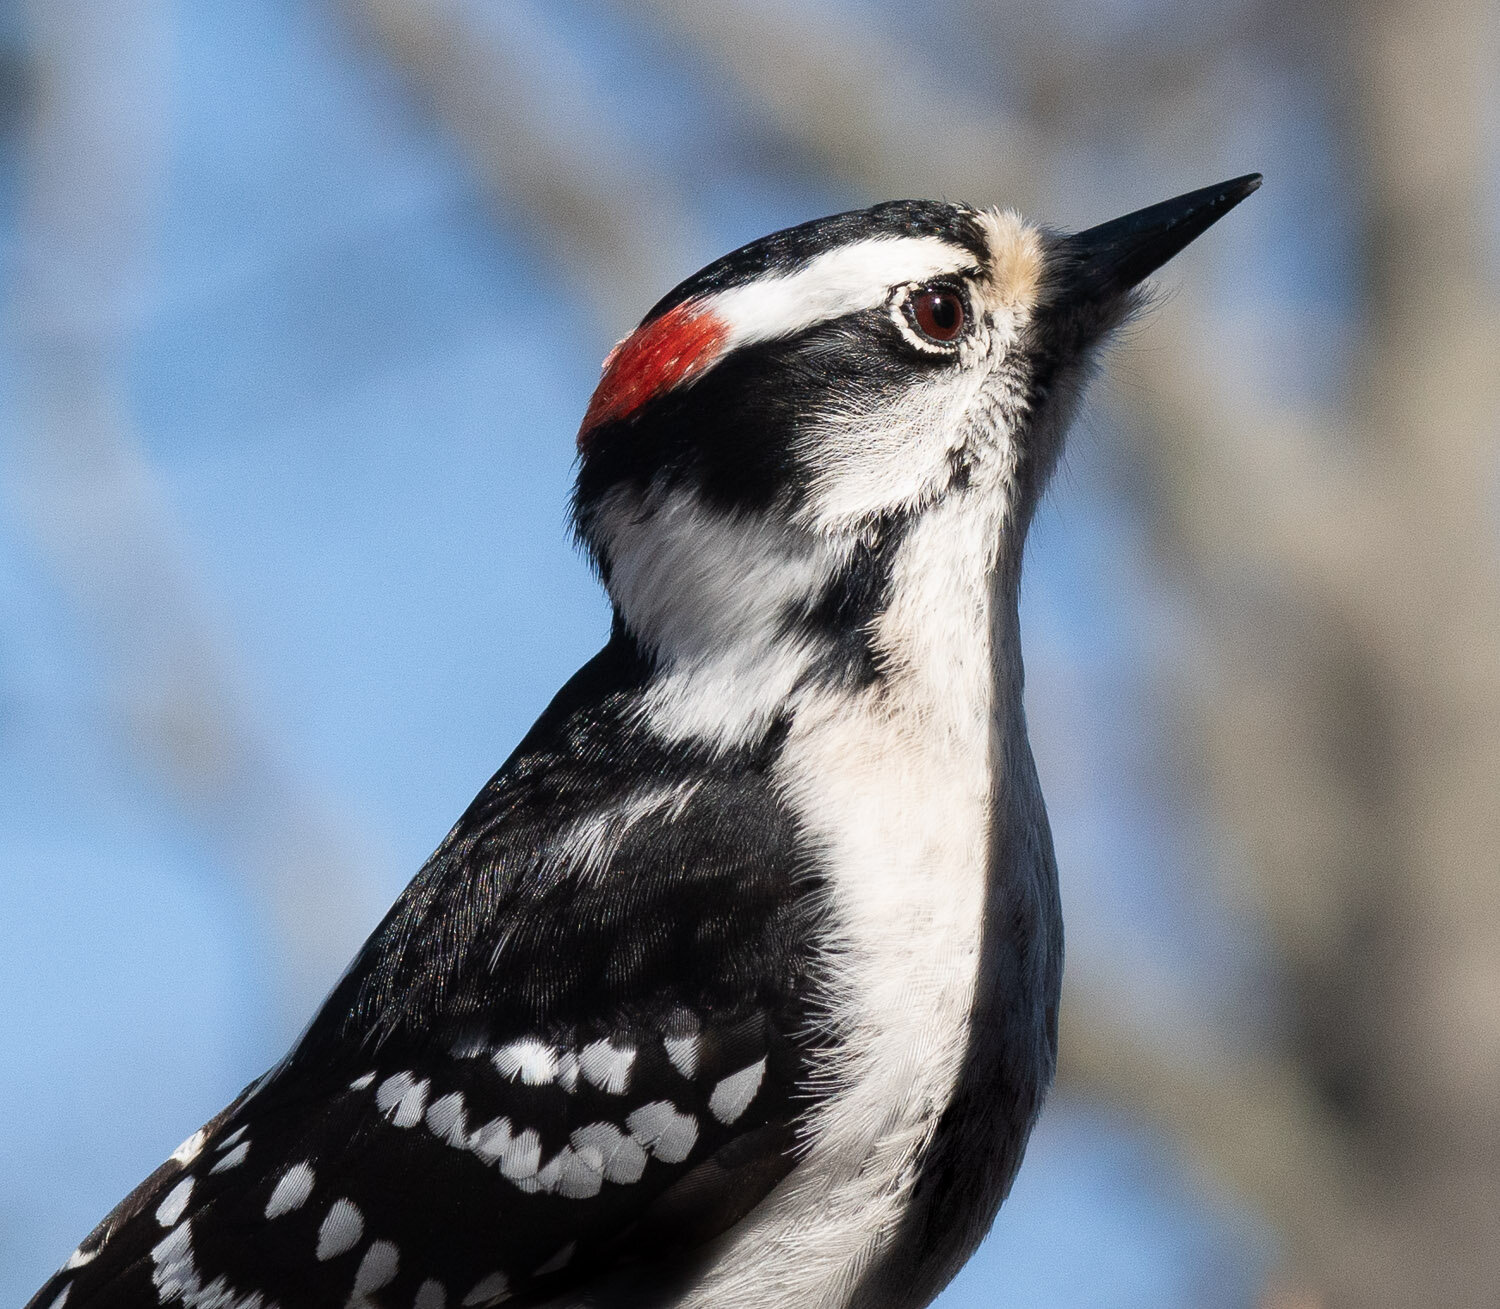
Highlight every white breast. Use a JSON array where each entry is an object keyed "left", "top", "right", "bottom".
[{"left": 675, "top": 489, "right": 1009, "bottom": 1309}]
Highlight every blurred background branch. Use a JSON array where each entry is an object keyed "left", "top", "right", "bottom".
[
  {"left": 347, "top": 0, "right": 709, "bottom": 335},
  {"left": 625, "top": 0, "right": 1043, "bottom": 209},
  {"left": 8, "top": 0, "right": 386, "bottom": 1021}
]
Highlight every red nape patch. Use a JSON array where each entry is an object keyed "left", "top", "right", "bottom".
[{"left": 578, "top": 302, "right": 729, "bottom": 447}]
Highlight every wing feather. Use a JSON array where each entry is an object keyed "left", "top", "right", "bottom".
[{"left": 28, "top": 636, "right": 830, "bottom": 1309}]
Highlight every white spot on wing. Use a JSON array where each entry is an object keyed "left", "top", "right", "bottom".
[
  {"left": 709, "top": 1058, "right": 767, "bottom": 1125},
  {"left": 468, "top": 1116, "right": 514, "bottom": 1164},
  {"left": 557, "top": 1049, "right": 580, "bottom": 1093},
  {"left": 351, "top": 1239, "right": 400, "bottom": 1297},
  {"left": 497, "top": 1126, "right": 542, "bottom": 1181},
  {"left": 170, "top": 1129, "right": 207, "bottom": 1166},
  {"left": 149, "top": 1221, "right": 196, "bottom": 1303},
  {"left": 151, "top": 1219, "right": 190, "bottom": 1267},
  {"left": 579, "top": 1039, "right": 635, "bottom": 1094},
  {"left": 471, "top": 1118, "right": 543, "bottom": 1182},
  {"left": 492, "top": 1039, "right": 558, "bottom": 1086},
  {"left": 572, "top": 1122, "right": 647, "bottom": 1185},
  {"left": 349, "top": 1072, "right": 376, "bottom": 1092},
  {"left": 625, "top": 1101, "right": 698, "bottom": 1164},
  {"left": 376, "top": 1072, "right": 429, "bottom": 1128},
  {"left": 210, "top": 1141, "right": 249, "bottom": 1173},
  {"left": 217, "top": 1125, "right": 249, "bottom": 1150},
  {"left": 46, "top": 1286, "right": 71, "bottom": 1309},
  {"left": 64, "top": 1234, "right": 103, "bottom": 1270},
  {"left": 462, "top": 1272, "right": 510, "bottom": 1306},
  {"left": 548, "top": 784, "right": 700, "bottom": 883},
  {"left": 528, "top": 1145, "right": 564, "bottom": 1193},
  {"left": 664, "top": 1033, "right": 699, "bottom": 1079},
  {"left": 414, "top": 1280, "right": 447, "bottom": 1309},
  {"left": 265, "top": 1162, "right": 315, "bottom": 1219},
  {"left": 425, "top": 1091, "right": 469, "bottom": 1147},
  {"left": 150, "top": 1217, "right": 272, "bottom": 1309},
  {"left": 549, "top": 1145, "right": 604, "bottom": 1199},
  {"left": 317, "top": 1198, "right": 364, "bottom": 1260},
  {"left": 376, "top": 1070, "right": 414, "bottom": 1109},
  {"left": 156, "top": 1176, "right": 194, "bottom": 1227}
]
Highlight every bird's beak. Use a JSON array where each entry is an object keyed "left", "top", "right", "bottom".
[{"left": 1049, "top": 174, "right": 1262, "bottom": 310}]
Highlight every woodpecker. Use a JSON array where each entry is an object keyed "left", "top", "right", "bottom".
[{"left": 27, "top": 175, "right": 1259, "bottom": 1309}]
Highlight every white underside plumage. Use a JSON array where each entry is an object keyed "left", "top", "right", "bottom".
[
  {"left": 681, "top": 491, "right": 1012, "bottom": 1309},
  {"left": 594, "top": 467, "right": 1015, "bottom": 1309}
]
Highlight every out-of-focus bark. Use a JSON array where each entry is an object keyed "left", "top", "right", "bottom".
[
  {"left": 1062, "top": 0, "right": 1500, "bottom": 1301},
  {"left": 1350, "top": 0, "right": 1500, "bottom": 1164},
  {"left": 625, "top": 0, "right": 1042, "bottom": 210},
  {"left": 8, "top": 0, "right": 387, "bottom": 1024},
  {"left": 1059, "top": 975, "right": 1361, "bottom": 1276},
  {"left": 1275, "top": 0, "right": 1497, "bottom": 1300}
]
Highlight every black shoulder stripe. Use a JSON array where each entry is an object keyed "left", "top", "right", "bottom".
[{"left": 781, "top": 515, "right": 910, "bottom": 692}]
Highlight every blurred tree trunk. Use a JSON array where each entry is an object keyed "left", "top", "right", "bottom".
[
  {"left": 1117, "top": 0, "right": 1500, "bottom": 1302},
  {"left": 1299, "top": 0, "right": 1499, "bottom": 1299}
]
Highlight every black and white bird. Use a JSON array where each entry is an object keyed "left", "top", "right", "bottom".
[{"left": 27, "top": 175, "right": 1258, "bottom": 1309}]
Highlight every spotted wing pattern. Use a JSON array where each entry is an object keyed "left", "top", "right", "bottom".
[
  {"left": 29, "top": 1006, "right": 806, "bottom": 1309},
  {"left": 27, "top": 636, "right": 829, "bottom": 1309}
]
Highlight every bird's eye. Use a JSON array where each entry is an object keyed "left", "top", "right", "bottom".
[{"left": 908, "top": 286, "right": 967, "bottom": 344}]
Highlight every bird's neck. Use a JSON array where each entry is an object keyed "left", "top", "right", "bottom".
[
  {"left": 865, "top": 489, "right": 1024, "bottom": 742},
  {"left": 604, "top": 487, "right": 1023, "bottom": 758}
]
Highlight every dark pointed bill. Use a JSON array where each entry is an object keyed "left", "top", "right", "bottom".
[{"left": 1052, "top": 173, "right": 1262, "bottom": 305}]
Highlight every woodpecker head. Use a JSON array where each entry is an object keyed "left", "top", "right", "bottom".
[{"left": 572, "top": 177, "right": 1259, "bottom": 739}]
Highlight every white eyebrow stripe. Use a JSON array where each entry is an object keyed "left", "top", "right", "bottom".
[{"left": 706, "top": 235, "right": 977, "bottom": 351}]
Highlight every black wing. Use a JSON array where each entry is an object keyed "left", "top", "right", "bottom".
[{"left": 29, "top": 634, "right": 829, "bottom": 1309}]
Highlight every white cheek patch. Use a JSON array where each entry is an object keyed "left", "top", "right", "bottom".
[
  {"left": 794, "top": 360, "right": 1005, "bottom": 531},
  {"left": 791, "top": 212, "right": 1045, "bottom": 534}
]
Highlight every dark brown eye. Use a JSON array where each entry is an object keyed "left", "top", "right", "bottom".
[{"left": 910, "top": 287, "right": 966, "bottom": 343}]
